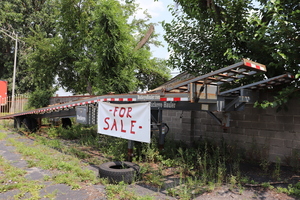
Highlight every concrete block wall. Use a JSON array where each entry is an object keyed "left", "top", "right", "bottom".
[{"left": 163, "top": 91, "right": 300, "bottom": 164}]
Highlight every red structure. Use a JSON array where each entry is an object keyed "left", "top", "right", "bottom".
[{"left": 0, "top": 80, "right": 7, "bottom": 105}]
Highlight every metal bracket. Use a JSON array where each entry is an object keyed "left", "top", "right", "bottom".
[
  {"left": 207, "top": 111, "right": 222, "bottom": 126},
  {"left": 224, "top": 96, "right": 250, "bottom": 112}
]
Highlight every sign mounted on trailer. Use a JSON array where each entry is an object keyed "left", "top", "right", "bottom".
[
  {"left": 98, "top": 102, "right": 151, "bottom": 143},
  {"left": 76, "top": 106, "right": 88, "bottom": 124}
]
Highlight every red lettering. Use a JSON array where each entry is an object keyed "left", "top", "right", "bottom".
[
  {"left": 103, "top": 117, "right": 110, "bottom": 130},
  {"left": 130, "top": 120, "right": 136, "bottom": 134},
  {"left": 121, "top": 120, "right": 126, "bottom": 133},
  {"left": 127, "top": 107, "right": 132, "bottom": 118},
  {"left": 111, "top": 119, "right": 117, "bottom": 131},
  {"left": 119, "top": 107, "right": 126, "bottom": 117},
  {"left": 113, "top": 107, "right": 119, "bottom": 117}
]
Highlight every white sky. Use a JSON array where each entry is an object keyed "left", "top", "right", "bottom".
[{"left": 135, "top": 0, "right": 174, "bottom": 59}]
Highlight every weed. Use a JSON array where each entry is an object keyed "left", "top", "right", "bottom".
[
  {"left": 6, "top": 136, "right": 100, "bottom": 188},
  {"left": 273, "top": 157, "right": 281, "bottom": 180},
  {"left": 261, "top": 182, "right": 271, "bottom": 189},
  {"left": 260, "top": 159, "right": 270, "bottom": 174},
  {"left": 0, "top": 131, "right": 6, "bottom": 140},
  {"left": 105, "top": 182, "right": 153, "bottom": 200},
  {"left": 277, "top": 182, "right": 300, "bottom": 197},
  {"left": 144, "top": 170, "right": 164, "bottom": 188},
  {"left": 0, "top": 156, "right": 45, "bottom": 199}
]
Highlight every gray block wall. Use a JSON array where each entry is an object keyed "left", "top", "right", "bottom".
[{"left": 163, "top": 91, "right": 300, "bottom": 164}]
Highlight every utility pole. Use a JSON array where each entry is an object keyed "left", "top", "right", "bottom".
[{"left": 0, "top": 28, "right": 18, "bottom": 113}]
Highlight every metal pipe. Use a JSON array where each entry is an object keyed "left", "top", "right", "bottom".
[{"left": 127, "top": 140, "right": 134, "bottom": 162}]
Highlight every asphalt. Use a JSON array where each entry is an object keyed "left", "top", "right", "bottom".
[{"left": 0, "top": 130, "right": 175, "bottom": 200}]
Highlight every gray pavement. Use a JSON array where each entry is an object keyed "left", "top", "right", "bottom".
[{"left": 0, "top": 131, "right": 174, "bottom": 200}]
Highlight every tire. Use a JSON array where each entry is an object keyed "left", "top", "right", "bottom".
[
  {"left": 62, "top": 118, "right": 72, "bottom": 129},
  {"left": 22, "top": 117, "right": 32, "bottom": 131},
  {"left": 99, "top": 161, "right": 140, "bottom": 184},
  {"left": 30, "top": 118, "right": 39, "bottom": 132},
  {"left": 14, "top": 117, "right": 23, "bottom": 129}
]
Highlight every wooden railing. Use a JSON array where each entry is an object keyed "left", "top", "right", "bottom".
[{"left": 0, "top": 94, "right": 29, "bottom": 116}]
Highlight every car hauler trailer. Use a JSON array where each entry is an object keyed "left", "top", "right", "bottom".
[{"left": 0, "top": 59, "right": 294, "bottom": 161}]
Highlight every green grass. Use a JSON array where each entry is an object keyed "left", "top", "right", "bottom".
[
  {"left": 105, "top": 182, "right": 154, "bottom": 200},
  {"left": 0, "top": 156, "right": 45, "bottom": 199},
  {"left": 2, "top": 122, "right": 300, "bottom": 199},
  {"left": 5, "top": 135, "right": 100, "bottom": 189}
]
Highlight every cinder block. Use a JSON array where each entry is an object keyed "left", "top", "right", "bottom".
[
  {"left": 229, "top": 127, "right": 245, "bottom": 135},
  {"left": 259, "top": 114, "right": 276, "bottom": 122},
  {"left": 244, "top": 114, "right": 259, "bottom": 121},
  {"left": 237, "top": 121, "right": 253, "bottom": 129},
  {"left": 276, "top": 116, "right": 294, "bottom": 124},
  {"left": 254, "top": 136, "right": 271, "bottom": 146},
  {"left": 253, "top": 122, "right": 267, "bottom": 130},
  {"left": 284, "top": 140, "right": 294, "bottom": 148},
  {"left": 259, "top": 130, "right": 276, "bottom": 138},
  {"left": 182, "top": 118, "right": 192, "bottom": 124},
  {"left": 284, "top": 124, "right": 300, "bottom": 132},
  {"left": 266, "top": 123, "right": 284, "bottom": 131},
  {"left": 269, "top": 146, "right": 291, "bottom": 159},
  {"left": 269, "top": 138, "right": 284, "bottom": 147},
  {"left": 294, "top": 116, "right": 300, "bottom": 125},
  {"left": 244, "top": 129, "right": 259, "bottom": 136},
  {"left": 200, "top": 118, "right": 214, "bottom": 124},
  {"left": 194, "top": 111, "right": 207, "bottom": 118}
]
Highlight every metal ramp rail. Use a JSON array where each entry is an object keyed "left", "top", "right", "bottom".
[
  {"left": 219, "top": 73, "right": 294, "bottom": 96},
  {"left": 154, "top": 59, "right": 267, "bottom": 93}
]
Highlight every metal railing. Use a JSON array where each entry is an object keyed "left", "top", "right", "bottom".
[{"left": 0, "top": 94, "right": 29, "bottom": 116}]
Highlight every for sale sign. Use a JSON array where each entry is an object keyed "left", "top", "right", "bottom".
[{"left": 98, "top": 102, "right": 151, "bottom": 143}]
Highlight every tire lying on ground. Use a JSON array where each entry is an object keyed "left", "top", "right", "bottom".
[{"left": 99, "top": 161, "right": 140, "bottom": 184}]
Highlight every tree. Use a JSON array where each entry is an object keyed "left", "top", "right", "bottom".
[
  {"left": 27, "top": 0, "right": 170, "bottom": 95},
  {"left": 1, "top": 0, "right": 171, "bottom": 98},
  {"left": 0, "top": 0, "right": 59, "bottom": 94},
  {"left": 164, "top": 0, "right": 299, "bottom": 80}
]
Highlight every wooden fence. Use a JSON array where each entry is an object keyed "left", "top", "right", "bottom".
[{"left": 0, "top": 94, "right": 29, "bottom": 116}]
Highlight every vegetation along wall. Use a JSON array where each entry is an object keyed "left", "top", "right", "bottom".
[{"left": 163, "top": 90, "right": 300, "bottom": 165}]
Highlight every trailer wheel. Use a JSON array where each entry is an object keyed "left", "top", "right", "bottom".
[
  {"left": 22, "top": 117, "right": 32, "bottom": 131},
  {"left": 14, "top": 117, "right": 23, "bottom": 129},
  {"left": 30, "top": 118, "right": 39, "bottom": 132},
  {"left": 62, "top": 118, "right": 72, "bottom": 129},
  {"left": 99, "top": 161, "right": 140, "bottom": 184}
]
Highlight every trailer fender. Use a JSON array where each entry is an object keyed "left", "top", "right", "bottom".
[{"left": 98, "top": 161, "right": 140, "bottom": 184}]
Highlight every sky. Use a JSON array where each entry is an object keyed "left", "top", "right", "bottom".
[
  {"left": 134, "top": 0, "right": 175, "bottom": 59},
  {"left": 56, "top": 0, "right": 175, "bottom": 96}
]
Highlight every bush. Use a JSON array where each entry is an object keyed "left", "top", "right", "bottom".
[{"left": 27, "top": 87, "right": 56, "bottom": 109}]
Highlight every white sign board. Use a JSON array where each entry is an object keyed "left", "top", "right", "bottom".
[{"left": 98, "top": 102, "right": 151, "bottom": 143}]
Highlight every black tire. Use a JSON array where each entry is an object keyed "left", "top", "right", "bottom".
[
  {"left": 14, "top": 117, "right": 23, "bottom": 129},
  {"left": 30, "top": 118, "right": 39, "bottom": 132},
  {"left": 62, "top": 118, "right": 72, "bottom": 129},
  {"left": 22, "top": 117, "right": 32, "bottom": 131},
  {"left": 99, "top": 161, "right": 140, "bottom": 184}
]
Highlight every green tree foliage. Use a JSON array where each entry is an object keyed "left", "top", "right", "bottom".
[
  {"left": 0, "top": 0, "right": 58, "bottom": 94},
  {"left": 0, "top": 0, "right": 170, "bottom": 97},
  {"left": 27, "top": 87, "right": 57, "bottom": 109},
  {"left": 164, "top": 0, "right": 299, "bottom": 79},
  {"left": 164, "top": 0, "right": 299, "bottom": 107}
]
